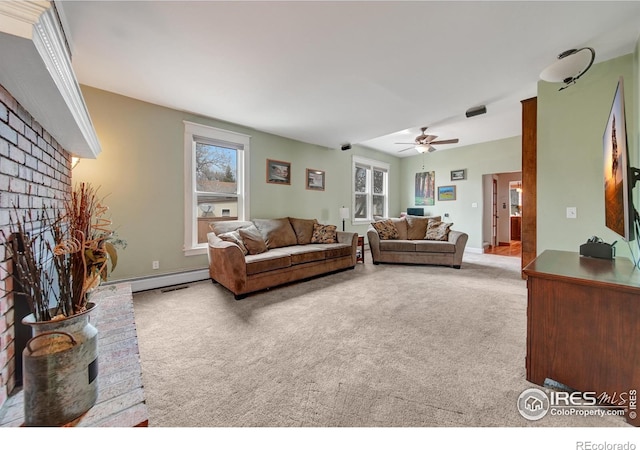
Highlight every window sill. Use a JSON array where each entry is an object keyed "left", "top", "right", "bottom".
[{"left": 184, "top": 246, "right": 207, "bottom": 257}]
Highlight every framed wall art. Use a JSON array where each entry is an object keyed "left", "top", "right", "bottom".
[
  {"left": 266, "top": 159, "right": 291, "bottom": 185},
  {"left": 415, "top": 171, "right": 435, "bottom": 206},
  {"left": 437, "top": 185, "right": 456, "bottom": 201},
  {"left": 306, "top": 168, "right": 325, "bottom": 191},
  {"left": 451, "top": 169, "right": 466, "bottom": 181}
]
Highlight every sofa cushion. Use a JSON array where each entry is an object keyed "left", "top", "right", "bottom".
[
  {"left": 288, "top": 217, "right": 318, "bottom": 245},
  {"left": 321, "top": 243, "right": 353, "bottom": 259},
  {"left": 244, "top": 252, "right": 291, "bottom": 275},
  {"left": 253, "top": 218, "right": 298, "bottom": 249},
  {"left": 311, "top": 223, "right": 337, "bottom": 243},
  {"left": 380, "top": 240, "right": 416, "bottom": 252},
  {"left": 415, "top": 240, "right": 456, "bottom": 253},
  {"left": 238, "top": 225, "right": 269, "bottom": 254},
  {"left": 425, "top": 221, "right": 453, "bottom": 241},
  {"left": 217, "top": 230, "right": 249, "bottom": 255},
  {"left": 282, "top": 245, "right": 327, "bottom": 265},
  {"left": 372, "top": 219, "right": 399, "bottom": 240},
  {"left": 210, "top": 220, "right": 253, "bottom": 235},
  {"left": 405, "top": 215, "right": 430, "bottom": 240}
]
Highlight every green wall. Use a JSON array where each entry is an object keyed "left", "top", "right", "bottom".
[
  {"left": 537, "top": 53, "right": 638, "bottom": 260},
  {"left": 73, "top": 86, "right": 400, "bottom": 282},
  {"left": 399, "top": 136, "right": 522, "bottom": 250}
]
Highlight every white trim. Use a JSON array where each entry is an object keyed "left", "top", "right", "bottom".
[
  {"left": 466, "top": 247, "right": 485, "bottom": 254},
  {"left": 0, "top": 2, "right": 101, "bottom": 158},
  {"left": 106, "top": 268, "right": 210, "bottom": 293}
]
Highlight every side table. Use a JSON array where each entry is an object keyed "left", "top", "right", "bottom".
[{"left": 357, "top": 236, "right": 365, "bottom": 263}]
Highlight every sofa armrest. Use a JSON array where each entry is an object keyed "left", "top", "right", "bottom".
[
  {"left": 367, "top": 226, "right": 381, "bottom": 263},
  {"left": 207, "top": 233, "right": 248, "bottom": 289},
  {"left": 336, "top": 231, "right": 358, "bottom": 265},
  {"left": 448, "top": 230, "right": 469, "bottom": 268}
]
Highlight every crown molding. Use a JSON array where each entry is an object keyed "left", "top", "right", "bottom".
[{"left": 0, "top": 1, "right": 101, "bottom": 158}]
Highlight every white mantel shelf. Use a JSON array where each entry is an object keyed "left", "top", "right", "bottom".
[{"left": 0, "top": 1, "right": 101, "bottom": 158}]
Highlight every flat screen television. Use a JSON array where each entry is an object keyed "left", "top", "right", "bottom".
[{"left": 603, "top": 76, "right": 636, "bottom": 242}]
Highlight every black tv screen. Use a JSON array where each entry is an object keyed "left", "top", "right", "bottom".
[{"left": 603, "top": 76, "right": 634, "bottom": 241}]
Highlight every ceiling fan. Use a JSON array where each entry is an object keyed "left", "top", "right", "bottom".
[{"left": 396, "top": 127, "right": 459, "bottom": 153}]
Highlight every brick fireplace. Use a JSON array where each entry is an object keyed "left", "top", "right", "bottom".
[
  {"left": 0, "top": 1, "right": 101, "bottom": 412},
  {"left": 0, "top": 82, "right": 73, "bottom": 409}
]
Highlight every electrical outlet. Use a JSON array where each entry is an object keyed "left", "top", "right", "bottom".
[{"left": 152, "top": 260, "right": 159, "bottom": 270}]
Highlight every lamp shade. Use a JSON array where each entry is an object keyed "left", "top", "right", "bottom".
[
  {"left": 339, "top": 207, "right": 350, "bottom": 219},
  {"left": 540, "top": 47, "right": 595, "bottom": 84}
]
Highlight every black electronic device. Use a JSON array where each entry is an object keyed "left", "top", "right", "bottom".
[
  {"left": 579, "top": 236, "right": 616, "bottom": 260},
  {"left": 465, "top": 105, "right": 487, "bottom": 118},
  {"left": 406, "top": 207, "right": 424, "bottom": 216}
]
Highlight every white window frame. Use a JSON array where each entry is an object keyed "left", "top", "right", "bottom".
[
  {"left": 352, "top": 155, "right": 389, "bottom": 224},
  {"left": 184, "top": 121, "right": 250, "bottom": 256}
]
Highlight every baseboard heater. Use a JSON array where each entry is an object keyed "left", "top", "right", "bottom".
[{"left": 104, "top": 268, "right": 210, "bottom": 293}]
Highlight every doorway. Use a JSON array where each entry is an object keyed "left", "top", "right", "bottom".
[{"left": 483, "top": 172, "right": 522, "bottom": 257}]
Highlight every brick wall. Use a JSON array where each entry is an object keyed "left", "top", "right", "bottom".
[{"left": 0, "top": 82, "right": 72, "bottom": 410}]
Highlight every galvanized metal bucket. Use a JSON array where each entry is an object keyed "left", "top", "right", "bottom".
[{"left": 22, "top": 302, "right": 98, "bottom": 426}]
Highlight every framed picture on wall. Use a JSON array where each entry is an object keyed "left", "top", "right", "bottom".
[
  {"left": 266, "top": 159, "right": 291, "bottom": 185},
  {"left": 437, "top": 185, "right": 456, "bottom": 201},
  {"left": 451, "top": 169, "right": 466, "bottom": 181},
  {"left": 306, "top": 168, "right": 325, "bottom": 191}
]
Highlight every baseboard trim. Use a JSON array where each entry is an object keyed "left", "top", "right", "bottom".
[
  {"left": 105, "top": 268, "right": 210, "bottom": 293},
  {"left": 465, "top": 247, "right": 484, "bottom": 254}
]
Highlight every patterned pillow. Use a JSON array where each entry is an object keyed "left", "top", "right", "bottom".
[
  {"left": 238, "top": 225, "right": 268, "bottom": 255},
  {"left": 372, "top": 219, "right": 399, "bottom": 240},
  {"left": 425, "top": 221, "right": 453, "bottom": 241},
  {"left": 311, "top": 223, "right": 337, "bottom": 244},
  {"left": 217, "top": 230, "right": 248, "bottom": 255}
]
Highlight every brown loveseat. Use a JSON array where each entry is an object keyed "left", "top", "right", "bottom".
[
  {"left": 367, "top": 216, "right": 468, "bottom": 268},
  {"left": 207, "top": 217, "right": 357, "bottom": 299}
]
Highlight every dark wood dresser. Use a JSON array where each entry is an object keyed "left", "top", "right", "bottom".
[{"left": 523, "top": 250, "right": 640, "bottom": 426}]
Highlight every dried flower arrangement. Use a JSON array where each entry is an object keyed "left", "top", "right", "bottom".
[{"left": 1, "top": 183, "right": 125, "bottom": 322}]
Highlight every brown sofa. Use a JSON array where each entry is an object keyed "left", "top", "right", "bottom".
[
  {"left": 367, "top": 216, "right": 468, "bottom": 268},
  {"left": 207, "top": 217, "right": 357, "bottom": 299}
]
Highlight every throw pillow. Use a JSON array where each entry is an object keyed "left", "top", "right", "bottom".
[
  {"left": 253, "top": 218, "right": 297, "bottom": 249},
  {"left": 372, "top": 219, "right": 399, "bottom": 240},
  {"left": 288, "top": 217, "right": 318, "bottom": 245},
  {"left": 425, "top": 221, "right": 453, "bottom": 241},
  {"left": 311, "top": 223, "right": 337, "bottom": 244},
  {"left": 238, "top": 225, "right": 269, "bottom": 254},
  {"left": 405, "top": 215, "right": 430, "bottom": 240},
  {"left": 217, "top": 230, "right": 248, "bottom": 255}
]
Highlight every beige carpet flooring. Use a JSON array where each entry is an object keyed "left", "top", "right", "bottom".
[{"left": 132, "top": 252, "right": 630, "bottom": 428}]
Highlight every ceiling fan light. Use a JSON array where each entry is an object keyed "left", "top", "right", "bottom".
[
  {"left": 415, "top": 144, "right": 430, "bottom": 153},
  {"left": 540, "top": 47, "right": 595, "bottom": 88}
]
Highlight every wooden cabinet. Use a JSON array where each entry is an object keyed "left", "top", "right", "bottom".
[
  {"left": 523, "top": 250, "right": 640, "bottom": 426},
  {"left": 510, "top": 216, "right": 521, "bottom": 241}
]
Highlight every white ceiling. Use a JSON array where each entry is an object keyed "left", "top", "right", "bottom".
[{"left": 57, "top": 1, "right": 640, "bottom": 157}]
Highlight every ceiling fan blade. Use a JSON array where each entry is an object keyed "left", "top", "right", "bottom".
[
  {"left": 430, "top": 138, "right": 459, "bottom": 145},
  {"left": 397, "top": 147, "right": 414, "bottom": 152},
  {"left": 423, "top": 135, "right": 438, "bottom": 143},
  {"left": 395, "top": 142, "right": 418, "bottom": 145}
]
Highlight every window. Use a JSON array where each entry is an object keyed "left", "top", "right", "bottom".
[
  {"left": 184, "top": 121, "right": 250, "bottom": 255},
  {"left": 352, "top": 156, "right": 389, "bottom": 223}
]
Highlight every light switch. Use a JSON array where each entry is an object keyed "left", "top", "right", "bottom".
[{"left": 566, "top": 207, "right": 577, "bottom": 219}]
